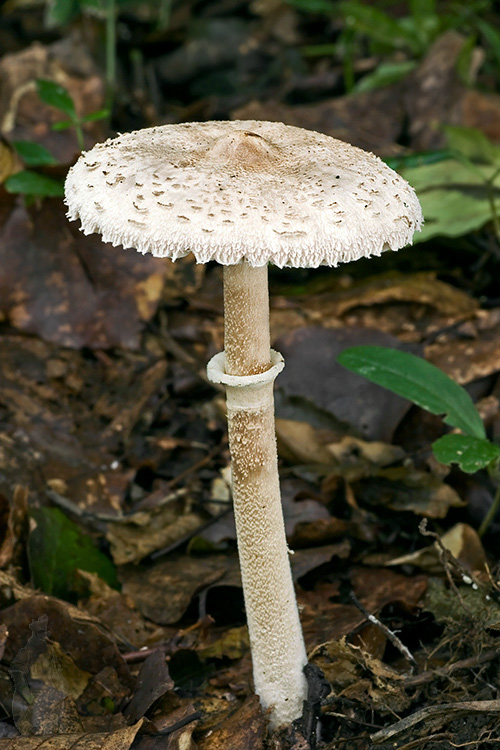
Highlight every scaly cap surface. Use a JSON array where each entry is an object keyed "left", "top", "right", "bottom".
[{"left": 65, "top": 120, "right": 423, "bottom": 268}]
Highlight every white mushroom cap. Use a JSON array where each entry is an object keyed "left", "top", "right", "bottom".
[{"left": 65, "top": 120, "right": 423, "bottom": 268}]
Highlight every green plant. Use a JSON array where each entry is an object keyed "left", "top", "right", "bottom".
[
  {"left": 37, "top": 78, "right": 108, "bottom": 151},
  {"left": 28, "top": 506, "right": 118, "bottom": 600},
  {"left": 338, "top": 345, "right": 500, "bottom": 536},
  {"left": 288, "top": 0, "right": 499, "bottom": 93},
  {"left": 45, "top": 0, "right": 173, "bottom": 105},
  {"left": 5, "top": 140, "right": 64, "bottom": 200},
  {"left": 394, "top": 125, "right": 500, "bottom": 243},
  {"left": 4, "top": 80, "right": 108, "bottom": 200}
]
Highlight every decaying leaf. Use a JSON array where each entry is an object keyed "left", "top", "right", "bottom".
[
  {"left": 276, "top": 326, "right": 417, "bottom": 442},
  {"left": 426, "top": 309, "right": 500, "bottom": 384},
  {"left": 123, "top": 649, "right": 174, "bottom": 723},
  {"left": 120, "top": 554, "right": 234, "bottom": 625},
  {"left": 106, "top": 493, "right": 205, "bottom": 565},
  {"left": 0, "top": 719, "right": 144, "bottom": 748},
  {"left": 310, "top": 638, "right": 410, "bottom": 714},
  {"left": 387, "top": 522, "right": 487, "bottom": 574},
  {"left": 356, "top": 465, "right": 465, "bottom": 518},
  {"left": 196, "top": 695, "right": 265, "bottom": 750},
  {"left": 303, "top": 272, "right": 478, "bottom": 341},
  {"left": 0, "top": 201, "right": 169, "bottom": 349},
  {"left": 0, "top": 485, "right": 28, "bottom": 569},
  {"left": 199, "top": 625, "right": 250, "bottom": 662}
]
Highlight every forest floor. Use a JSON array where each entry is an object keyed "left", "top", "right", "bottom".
[{"left": 1, "top": 2, "right": 500, "bottom": 748}]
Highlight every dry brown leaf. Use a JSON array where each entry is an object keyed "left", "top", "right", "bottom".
[
  {"left": 120, "top": 554, "right": 233, "bottom": 625},
  {"left": 387, "top": 522, "right": 487, "bottom": 574},
  {"left": 276, "top": 418, "right": 334, "bottom": 465},
  {"left": 350, "top": 567, "right": 428, "bottom": 614},
  {"left": 303, "top": 272, "right": 477, "bottom": 341},
  {"left": 0, "top": 201, "right": 168, "bottom": 349},
  {"left": 0, "top": 485, "right": 28, "bottom": 569},
  {"left": 275, "top": 326, "right": 416, "bottom": 442},
  {"left": 0, "top": 136, "right": 20, "bottom": 183},
  {"left": 310, "top": 638, "right": 410, "bottom": 714},
  {"left": 356, "top": 465, "right": 465, "bottom": 518},
  {"left": 196, "top": 695, "right": 265, "bottom": 750},
  {"left": 425, "top": 309, "right": 500, "bottom": 384},
  {"left": 107, "top": 501, "right": 205, "bottom": 565},
  {"left": 0, "top": 719, "right": 144, "bottom": 749}
]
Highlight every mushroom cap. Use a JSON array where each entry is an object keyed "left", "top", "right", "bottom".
[{"left": 65, "top": 120, "right": 423, "bottom": 268}]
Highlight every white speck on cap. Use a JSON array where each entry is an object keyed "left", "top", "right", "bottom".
[{"left": 64, "top": 120, "right": 423, "bottom": 268}]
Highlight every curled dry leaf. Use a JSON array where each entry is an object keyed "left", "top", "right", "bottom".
[
  {"left": 310, "top": 638, "right": 410, "bottom": 715},
  {"left": 303, "top": 272, "right": 478, "bottom": 342},
  {"left": 387, "top": 522, "right": 487, "bottom": 574},
  {"left": 106, "top": 497, "right": 205, "bottom": 565},
  {"left": 0, "top": 720, "right": 144, "bottom": 749}
]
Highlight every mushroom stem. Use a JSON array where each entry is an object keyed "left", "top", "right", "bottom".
[
  {"left": 212, "top": 261, "right": 308, "bottom": 727},
  {"left": 223, "top": 263, "right": 271, "bottom": 376}
]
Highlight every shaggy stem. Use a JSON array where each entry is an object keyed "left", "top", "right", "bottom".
[
  {"left": 219, "top": 262, "right": 308, "bottom": 728},
  {"left": 223, "top": 263, "right": 271, "bottom": 376}
]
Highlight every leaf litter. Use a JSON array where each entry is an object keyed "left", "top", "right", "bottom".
[{"left": 1, "top": 3, "right": 500, "bottom": 748}]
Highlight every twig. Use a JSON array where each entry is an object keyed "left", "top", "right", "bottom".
[
  {"left": 371, "top": 699, "right": 500, "bottom": 744},
  {"left": 349, "top": 592, "right": 416, "bottom": 668},
  {"left": 402, "top": 648, "right": 499, "bottom": 688}
]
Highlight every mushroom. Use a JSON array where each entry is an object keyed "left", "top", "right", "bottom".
[{"left": 64, "top": 120, "right": 423, "bottom": 728}]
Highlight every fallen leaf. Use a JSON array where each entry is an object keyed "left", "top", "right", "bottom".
[
  {"left": 425, "top": 309, "right": 500, "bottom": 384},
  {"left": 196, "top": 695, "right": 265, "bottom": 750},
  {"left": 350, "top": 567, "right": 428, "bottom": 614},
  {"left": 0, "top": 485, "right": 28, "bottom": 569},
  {"left": 275, "top": 326, "right": 417, "bottom": 442},
  {"left": 106, "top": 496, "right": 205, "bottom": 565},
  {"left": 123, "top": 649, "right": 174, "bottom": 723},
  {"left": 387, "top": 522, "right": 487, "bottom": 573},
  {"left": 310, "top": 638, "right": 410, "bottom": 714},
  {"left": 0, "top": 720, "right": 144, "bottom": 749},
  {"left": 120, "top": 555, "right": 232, "bottom": 625},
  {"left": 0, "top": 201, "right": 168, "bottom": 349},
  {"left": 303, "top": 272, "right": 477, "bottom": 341},
  {"left": 356, "top": 465, "right": 465, "bottom": 518}
]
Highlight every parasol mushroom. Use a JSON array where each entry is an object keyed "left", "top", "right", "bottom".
[{"left": 64, "top": 120, "right": 423, "bottom": 729}]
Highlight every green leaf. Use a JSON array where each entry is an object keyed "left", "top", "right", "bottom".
[
  {"left": 399, "top": 157, "right": 500, "bottom": 242},
  {"left": 339, "top": 1, "right": 421, "bottom": 54},
  {"left": 385, "top": 149, "right": 453, "bottom": 171},
  {"left": 4, "top": 170, "right": 64, "bottom": 197},
  {"left": 36, "top": 79, "right": 76, "bottom": 118},
  {"left": 13, "top": 140, "right": 58, "bottom": 167},
  {"left": 476, "top": 18, "right": 500, "bottom": 69},
  {"left": 337, "top": 346, "right": 486, "bottom": 439},
  {"left": 45, "top": 0, "right": 80, "bottom": 26},
  {"left": 433, "top": 434, "right": 500, "bottom": 473},
  {"left": 443, "top": 125, "right": 500, "bottom": 165},
  {"left": 414, "top": 186, "right": 499, "bottom": 242},
  {"left": 28, "top": 507, "right": 118, "bottom": 600},
  {"left": 409, "top": 0, "right": 436, "bottom": 23},
  {"left": 52, "top": 119, "right": 75, "bottom": 131},
  {"left": 81, "top": 107, "right": 110, "bottom": 123},
  {"left": 354, "top": 60, "right": 417, "bottom": 92},
  {"left": 285, "top": 0, "right": 337, "bottom": 12}
]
